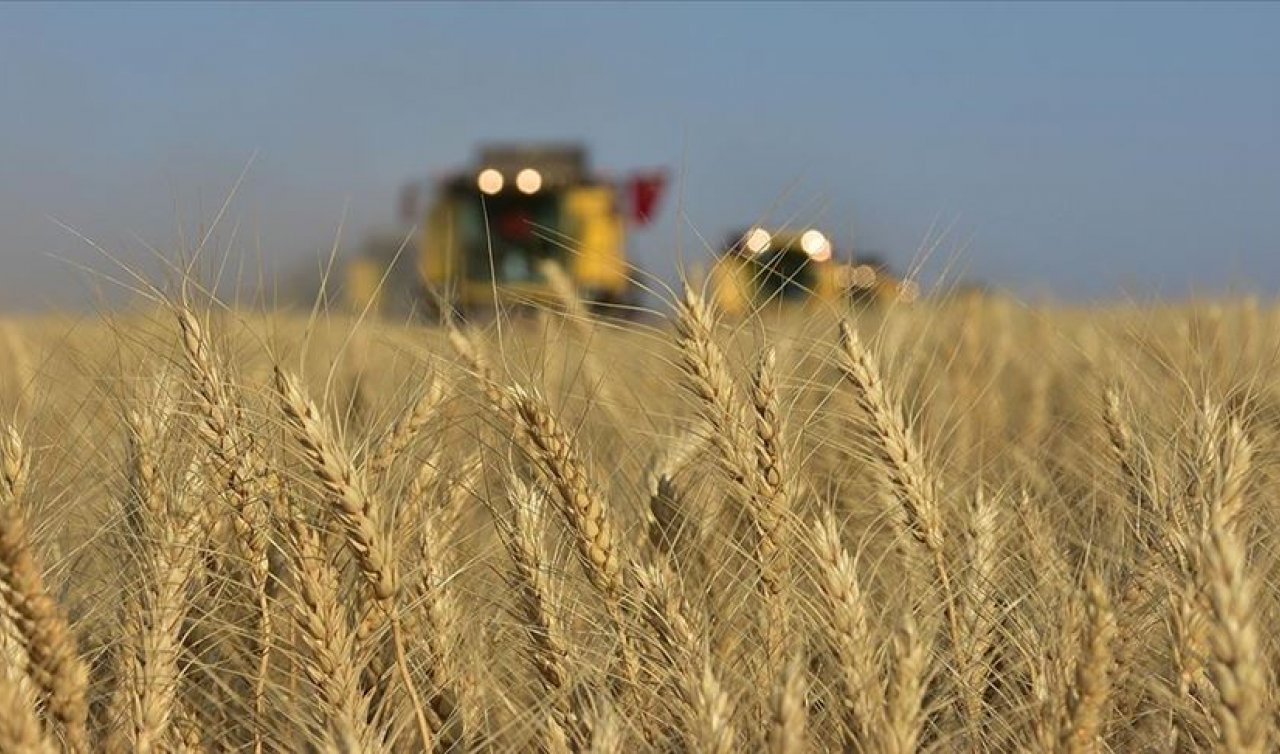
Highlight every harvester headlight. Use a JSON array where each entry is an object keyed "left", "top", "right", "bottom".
[
  {"left": 516, "top": 168, "right": 543, "bottom": 194},
  {"left": 477, "top": 168, "right": 504, "bottom": 195},
  {"left": 800, "top": 229, "right": 832, "bottom": 261},
  {"left": 898, "top": 280, "right": 921, "bottom": 304},
  {"left": 744, "top": 227, "right": 772, "bottom": 254},
  {"left": 850, "top": 264, "right": 878, "bottom": 288}
]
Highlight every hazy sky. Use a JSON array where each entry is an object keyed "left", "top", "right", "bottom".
[{"left": 2, "top": 2, "right": 1278, "bottom": 310}]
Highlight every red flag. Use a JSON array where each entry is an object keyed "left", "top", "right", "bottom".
[{"left": 626, "top": 170, "right": 668, "bottom": 226}]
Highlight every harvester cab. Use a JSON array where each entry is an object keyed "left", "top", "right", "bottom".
[{"left": 401, "top": 144, "right": 665, "bottom": 318}]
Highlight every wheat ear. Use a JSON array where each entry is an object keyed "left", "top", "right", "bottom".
[
  {"left": 768, "top": 653, "right": 808, "bottom": 754},
  {"left": 635, "top": 561, "right": 738, "bottom": 753},
  {"left": 673, "top": 290, "right": 792, "bottom": 680},
  {"left": 274, "top": 367, "right": 436, "bottom": 751},
  {"left": 406, "top": 474, "right": 468, "bottom": 748},
  {"left": 693, "top": 660, "right": 737, "bottom": 754},
  {"left": 812, "top": 511, "right": 882, "bottom": 747},
  {"left": 176, "top": 306, "right": 273, "bottom": 750},
  {"left": 881, "top": 616, "right": 929, "bottom": 754},
  {"left": 837, "top": 322, "right": 959, "bottom": 662},
  {"left": 0, "top": 427, "right": 90, "bottom": 754},
  {"left": 1202, "top": 511, "right": 1268, "bottom": 753},
  {"left": 446, "top": 320, "right": 512, "bottom": 415},
  {"left": 671, "top": 288, "right": 755, "bottom": 497},
  {"left": 644, "top": 429, "right": 708, "bottom": 562},
  {"left": 585, "top": 697, "right": 624, "bottom": 754},
  {"left": 837, "top": 321, "right": 945, "bottom": 556},
  {"left": 121, "top": 491, "right": 207, "bottom": 754},
  {"left": 501, "top": 476, "right": 581, "bottom": 746},
  {"left": 1059, "top": 576, "right": 1116, "bottom": 754},
  {"left": 538, "top": 258, "right": 627, "bottom": 426},
  {"left": 507, "top": 387, "right": 624, "bottom": 597},
  {"left": 956, "top": 486, "right": 999, "bottom": 741},
  {"left": 286, "top": 516, "right": 390, "bottom": 754},
  {"left": 123, "top": 371, "right": 175, "bottom": 530},
  {"left": 0, "top": 670, "right": 56, "bottom": 754},
  {"left": 749, "top": 347, "right": 794, "bottom": 667},
  {"left": 1101, "top": 385, "right": 1160, "bottom": 549},
  {"left": 366, "top": 375, "right": 444, "bottom": 480},
  {"left": 506, "top": 385, "right": 648, "bottom": 731}
]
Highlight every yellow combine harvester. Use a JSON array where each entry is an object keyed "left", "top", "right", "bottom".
[
  {"left": 710, "top": 225, "right": 918, "bottom": 316},
  {"left": 347, "top": 144, "right": 664, "bottom": 318}
]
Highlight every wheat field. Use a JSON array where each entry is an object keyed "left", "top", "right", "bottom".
[{"left": 0, "top": 286, "right": 1276, "bottom": 753}]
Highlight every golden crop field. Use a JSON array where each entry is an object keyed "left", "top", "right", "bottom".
[{"left": 0, "top": 289, "right": 1276, "bottom": 753}]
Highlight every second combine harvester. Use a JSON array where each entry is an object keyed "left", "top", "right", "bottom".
[{"left": 710, "top": 225, "right": 918, "bottom": 316}]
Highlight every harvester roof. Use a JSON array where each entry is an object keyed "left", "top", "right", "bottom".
[
  {"left": 436, "top": 143, "right": 604, "bottom": 196},
  {"left": 475, "top": 144, "right": 589, "bottom": 185}
]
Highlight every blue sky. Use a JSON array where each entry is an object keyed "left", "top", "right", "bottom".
[{"left": 2, "top": 2, "right": 1277, "bottom": 309}]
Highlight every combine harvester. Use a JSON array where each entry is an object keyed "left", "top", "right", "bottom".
[
  {"left": 710, "top": 225, "right": 918, "bottom": 317},
  {"left": 346, "top": 144, "right": 666, "bottom": 318}
]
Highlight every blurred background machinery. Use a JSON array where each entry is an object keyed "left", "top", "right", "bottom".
[{"left": 346, "top": 144, "right": 666, "bottom": 318}]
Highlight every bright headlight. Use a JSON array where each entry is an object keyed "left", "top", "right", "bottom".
[
  {"left": 477, "top": 168, "right": 504, "bottom": 195},
  {"left": 850, "top": 264, "right": 877, "bottom": 288},
  {"left": 744, "top": 227, "right": 772, "bottom": 254},
  {"left": 898, "top": 280, "right": 921, "bottom": 303},
  {"left": 516, "top": 168, "right": 543, "bottom": 194},
  {"left": 800, "top": 229, "right": 832, "bottom": 261}
]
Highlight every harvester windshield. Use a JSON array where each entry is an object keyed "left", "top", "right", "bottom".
[
  {"left": 447, "top": 189, "right": 566, "bottom": 284},
  {"left": 747, "top": 248, "right": 817, "bottom": 301},
  {"left": 733, "top": 227, "right": 830, "bottom": 300}
]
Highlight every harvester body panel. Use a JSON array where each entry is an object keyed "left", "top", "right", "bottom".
[{"left": 562, "top": 185, "right": 628, "bottom": 298}]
